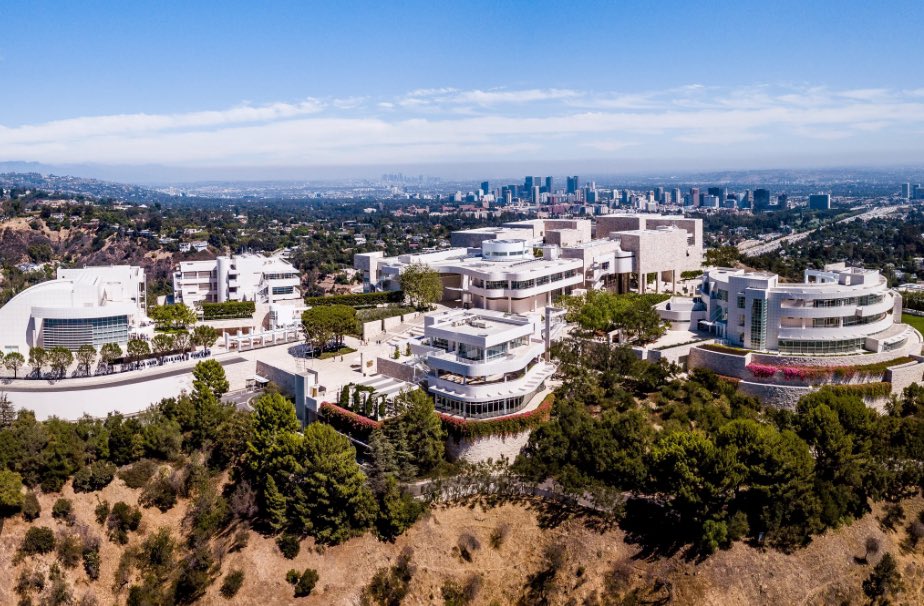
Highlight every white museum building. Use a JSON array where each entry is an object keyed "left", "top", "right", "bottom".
[{"left": 0, "top": 265, "right": 148, "bottom": 353}]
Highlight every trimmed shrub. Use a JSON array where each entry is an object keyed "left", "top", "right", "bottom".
[
  {"left": 277, "top": 534, "right": 300, "bottom": 559},
  {"left": 82, "top": 536, "right": 101, "bottom": 580},
  {"left": 55, "top": 532, "right": 82, "bottom": 569},
  {"left": 139, "top": 471, "right": 179, "bottom": 512},
  {"left": 72, "top": 462, "right": 117, "bottom": 493},
  {"left": 489, "top": 523, "right": 510, "bottom": 550},
  {"left": 220, "top": 569, "right": 245, "bottom": 599},
  {"left": 118, "top": 459, "right": 158, "bottom": 489},
  {"left": 362, "top": 547, "right": 415, "bottom": 606},
  {"left": 107, "top": 502, "right": 142, "bottom": 544},
  {"left": 456, "top": 533, "right": 481, "bottom": 563},
  {"left": 306, "top": 290, "right": 404, "bottom": 307},
  {"left": 201, "top": 301, "right": 256, "bottom": 320},
  {"left": 22, "top": 491, "right": 41, "bottom": 522},
  {"left": 94, "top": 501, "right": 110, "bottom": 525},
  {"left": 21, "top": 526, "right": 56, "bottom": 555},
  {"left": 294, "top": 569, "right": 319, "bottom": 598},
  {"left": 51, "top": 498, "right": 74, "bottom": 524}
]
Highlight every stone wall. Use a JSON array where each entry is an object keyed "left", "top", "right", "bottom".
[
  {"left": 736, "top": 380, "right": 811, "bottom": 411},
  {"left": 445, "top": 430, "right": 533, "bottom": 464},
  {"left": 691, "top": 345, "right": 924, "bottom": 409},
  {"left": 886, "top": 358, "right": 924, "bottom": 395},
  {"left": 688, "top": 346, "right": 751, "bottom": 377},
  {"left": 361, "top": 312, "right": 422, "bottom": 340},
  {"left": 375, "top": 357, "right": 417, "bottom": 383}
]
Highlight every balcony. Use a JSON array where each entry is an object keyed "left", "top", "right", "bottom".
[{"left": 427, "top": 360, "right": 556, "bottom": 402}]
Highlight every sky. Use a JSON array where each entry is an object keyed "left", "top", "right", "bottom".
[{"left": 1, "top": 0, "right": 923, "bottom": 180}]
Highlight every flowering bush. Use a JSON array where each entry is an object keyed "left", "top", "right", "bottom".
[
  {"left": 746, "top": 363, "right": 777, "bottom": 378},
  {"left": 320, "top": 402, "right": 381, "bottom": 439},
  {"left": 745, "top": 356, "right": 913, "bottom": 383}
]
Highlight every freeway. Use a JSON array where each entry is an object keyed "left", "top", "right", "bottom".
[{"left": 737, "top": 205, "right": 906, "bottom": 257}]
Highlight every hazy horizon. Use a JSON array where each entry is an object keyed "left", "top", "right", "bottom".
[{"left": 2, "top": 1, "right": 923, "bottom": 181}]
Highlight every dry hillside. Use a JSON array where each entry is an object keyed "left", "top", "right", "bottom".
[{"left": 3, "top": 473, "right": 924, "bottom": 605}]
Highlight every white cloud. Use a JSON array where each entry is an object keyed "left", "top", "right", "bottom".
[{"left": 1, "top": 84, "right": 923, "bottom": 167}]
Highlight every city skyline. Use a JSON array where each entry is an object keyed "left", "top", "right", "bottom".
[{"left": 1, "top": 1, "right": 923, "bottom": 179}]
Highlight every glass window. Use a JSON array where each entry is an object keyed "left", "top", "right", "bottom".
[{"left": 43, "top": 315, "right": 129, "bottom": 350}]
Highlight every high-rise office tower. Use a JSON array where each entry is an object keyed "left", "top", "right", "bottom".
[
  {"left": 708, "top": 187, "right": 727, "bottom": 205},
  {"left": 545, "top": 176, "right": 553, "bottom": 194},
  {"left": 777, "top": 194, "right": 789, "bottom": 208},
  {"left": 902, "top": 183, "right": 912, "bottom": 199},
  {"left": 753, "top": 188, "right": 771, "bottom": 210},
  {"left": 524, "top": 176, "right": 535, "bottom": 191},
  {"left": 481, "top": 181, "right": 490, "bottom": 195},
  {"left": 808, "top": 194, "right": 831, "bottom": 210},
  {"left": 689, "top": 187, "right": 700, "bottom": 207},
  {"left": 655, "top": 186, "right": 665, "bottom": 203},
  {"left": 566, "top": 176, "right": 579, "bottom": 194},
  {"left": 672, "top": 188, "right": 682, "bottom": 205},
  {"left": 531, "top": 185, "right": 541, "bottom": 204}
]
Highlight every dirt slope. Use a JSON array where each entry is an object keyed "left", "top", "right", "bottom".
[{"left": 2, "top": 479, "right": 924, "bottom": 605}]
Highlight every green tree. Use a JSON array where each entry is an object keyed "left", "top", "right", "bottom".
[
  {"left": 561, "top": 291, "right": 667, "bottom": 344},
  {"left": 301, "top": 305, "right": 358, "bottom": 354},
  {"left": 298, "top": 423, "right": 377, "bottom": 544},
  {"left": 152, "top": 333, "right": 175, "bottom": 361},
  {"left": 192, "top": 325, "right": 218, "bottom": 350},
  {"left": 4, "top": 351, "right": 25, "bottom": 378},
  {"left": 863, "top": 552, "right": 902, "bottom": 602},
  {"left": 648, "top": 430, "right": 743, "bottom": 531},
  {"left": 127, "top": 338, "right": 150, "bottom": 362},
  {"left": 192, "top": 359, "right": 229, "bottom": 397},
  {"left": 263, "top": 475, "right": 288, "bottom": 533},
  {"left": 173, "top": 331, "right": 191, "bottom": 353},
  {"left": 374, "top": 475, "right": 423, "bottom": 542},
  {"left": 47, "top": 347, "right": 74, "bottom": 378},
  {"left": 704, "top": 245, "right": 741, "bottom": 268},
  {"left": 75, "top": 344, "right": 97, "bottom": 376},
  {"left": 100, "top": 342, "right": 123, "bottom": 368},
  {"left": 244, "top": 392, "right": 302, "bottom": 528},
  {"left": 28, "top": 346, "right": 47, "bottom": 377},
  {"left": 0, "top": 469, "right": 24, "bottom": 516},
  {"left": 149, "top": 303, "right": 197, "bottom": 329},
  {"left": 390, "top": 389, "right": 444, "bottom": 474},
  {"left": 399, "top": 263, "right": 442, "bottom": 310},
  {"left": 0, "top": 392, "right": 15, "bottom": 427}
]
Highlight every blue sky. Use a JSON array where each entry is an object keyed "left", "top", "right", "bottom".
[{"left": 1, "top": 0, "right": 923, "bottom": 177}]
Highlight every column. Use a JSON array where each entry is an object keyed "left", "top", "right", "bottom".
[{"left": 672, "top": 269, "right": 677, "bottom": 294}]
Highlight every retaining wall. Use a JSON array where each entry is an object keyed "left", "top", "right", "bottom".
[
  {"left": 445, "top": 430, "right": 533, "bottom": 464},
  {"left": 690, "top": 345, "right": 924, "bottom": 409}
]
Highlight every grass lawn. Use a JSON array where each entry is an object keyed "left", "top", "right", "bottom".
[
  {"left": 902, "top": 313, "right": 924, "bottom": 335},
  {"left": 319, "top": 346, "right": 357, "bottom": 360}
]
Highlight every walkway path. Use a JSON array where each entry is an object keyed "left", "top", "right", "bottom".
[{"left": 0, "top": 354, "right": 248, "bottom": 392}]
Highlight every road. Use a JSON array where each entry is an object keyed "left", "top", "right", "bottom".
[{"left": 737, "top": 205, "right": 906, "bottom": 257}]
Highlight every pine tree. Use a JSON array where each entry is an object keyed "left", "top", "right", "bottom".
[
  {"left": 0, "top": 393, "right": 15, "bottom": 428},
  {"left": 264, "top": 475, "right": 287, "bottom": 533},
  {"left": 298, "top": 423, "right": 376, "bottom": 544}
]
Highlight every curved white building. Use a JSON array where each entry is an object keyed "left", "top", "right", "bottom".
[
  {"left": 700, "top": 264, "right": 908, "bottom": 355},
  {"left": 409, "top": 308, "right": 556, "bottom": 418},
  {"left": 0, "top": 266, "right": 147, "bottom": 353}
]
